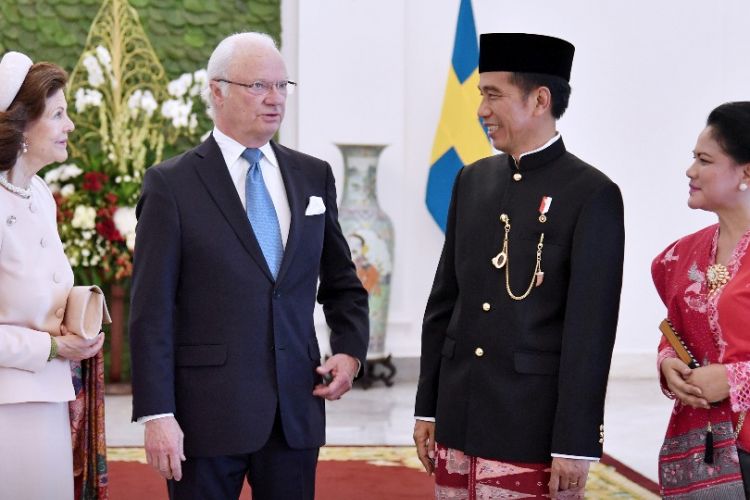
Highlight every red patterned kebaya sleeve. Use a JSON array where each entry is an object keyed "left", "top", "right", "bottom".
[
  {"left": 653, "top": 241, "right": 679, "bottom": 399},
  {"left": 657, "top": 344, "right": 678, "bottom": 399},
  {"left": 725, "top": 361, "right": 750, "bottom": 412}
]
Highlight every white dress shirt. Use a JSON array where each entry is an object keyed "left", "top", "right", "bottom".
[{"left": 212, "top": 126, "right": 291, "bottom": 246}]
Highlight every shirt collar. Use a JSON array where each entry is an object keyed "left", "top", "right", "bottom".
[
  {"left": 517, "top": 133, "right": 561, "bottom": 161},
  {"left": 212, "top": 126, "right": 278, "bottom": 168},
  {"left": 507, "top": 133, "right": 566, "bottom": 173}
]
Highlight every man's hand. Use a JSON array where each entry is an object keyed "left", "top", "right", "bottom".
[
  {"left": 413, "top": 420, "right": 436, "bottom": 475},
  {"left": 144, "top": 416, "right": 186, "bottom": 481},
  {"left": 661, "top": 358, "right": 709, "bottom": 408},
  {"left": 312, "top": 353, "right": 358, "bottom": 400},
  {"left": 549, "top": 457, "right": 590, "bottom": 499},
  {"left": 686, "top": 364, "right": 730, "bottom": 403}
]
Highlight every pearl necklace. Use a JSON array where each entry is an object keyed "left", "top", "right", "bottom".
[{"left": 0, "top": 171, "right": 32, "bottom": 199}]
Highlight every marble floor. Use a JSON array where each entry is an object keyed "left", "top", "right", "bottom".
[{"left": 105, "top": 362, "right": 672, "bottom": 483}]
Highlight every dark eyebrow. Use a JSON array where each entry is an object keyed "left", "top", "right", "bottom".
[{"left": 478, "top": 84, "right": 501, "bottom": 92}]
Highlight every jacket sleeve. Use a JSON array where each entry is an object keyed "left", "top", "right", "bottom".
[
  {"left": 550, "top": 181, "right": 625, "bottom": 457},
  {"left": 0, "top": 326, "right": 51, "bottom": 372},
  {"left": 129, "top": 167, "right": 182, "bottom": 421},
  {"left": 414, "top": 169, "right": 462, "bottom": 418},
  {"left": 316, "top": 162, "right": 370, "bottom": 368}
]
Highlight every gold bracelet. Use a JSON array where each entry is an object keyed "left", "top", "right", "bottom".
[{"left": 47, "top": 335, "right": 58, "bottom": 362}]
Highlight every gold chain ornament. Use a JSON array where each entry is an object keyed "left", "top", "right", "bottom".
[{"left": 491, "top": 214, "right": 545, "bottom": 301}]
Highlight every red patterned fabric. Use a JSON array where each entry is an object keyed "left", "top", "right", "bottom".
[
  {"left": 653, "top": 224, "right": 750, "bottom": 498},
  {"left": 69, "top": 350, "right": 109, "bottom": 499},
  {"left": 434, "top": 443, "right": 567, "bottom": 499}
]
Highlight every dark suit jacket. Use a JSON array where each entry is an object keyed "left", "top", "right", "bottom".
[
  {"left": 415, "top": 138, "right": 624, "bottom": 462},
  {"left": 129, "top": 135, "right": 369, "bottom": 457}
]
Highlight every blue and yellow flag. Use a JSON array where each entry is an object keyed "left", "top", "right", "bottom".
[{"left": 426, "top": 0, "right": 491, "bottom": 232}]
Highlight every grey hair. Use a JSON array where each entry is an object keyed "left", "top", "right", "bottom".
[{"left": 201, "top": 32, "right": 279, "bottom": 119}]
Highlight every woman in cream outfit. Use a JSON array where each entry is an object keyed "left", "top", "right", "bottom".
[{"left": 0, "top": 52, "right": 104, "bottom": 499}]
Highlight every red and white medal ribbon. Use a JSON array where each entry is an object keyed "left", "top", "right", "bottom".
[{"left": 538, "top": 196, "right": 552, "bottom": 223}]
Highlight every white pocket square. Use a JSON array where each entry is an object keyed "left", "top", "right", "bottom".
[{"left": 305, "top": 196, "right": 326, "bottom": 216}]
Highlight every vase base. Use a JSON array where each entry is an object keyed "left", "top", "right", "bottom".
[{"left": 356, "top": 354, "right": 397, "bottom": 390}]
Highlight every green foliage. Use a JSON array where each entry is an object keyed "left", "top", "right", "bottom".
[{"left": 0, "top": 0, "right": 281, "bottom": 76}]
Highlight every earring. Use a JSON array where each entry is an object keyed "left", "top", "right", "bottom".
[
  {"left": 740, "top": 182, "right": 748, "bottom": 192},
  {"left": 21, "top": 139, "right": 28, "bottom": 154}
]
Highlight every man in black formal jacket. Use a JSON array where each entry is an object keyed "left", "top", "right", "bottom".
[
  {"left": 414, "top": 33, "right": 624, "bottom": 498},
  {"left": 129, "top": 32, "right": 369, "bottom": 499}
]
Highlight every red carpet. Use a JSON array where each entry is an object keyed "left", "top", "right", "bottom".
[
  {"left": 107, "top": 447, "right": 659, "bottom": 499},
  {"left": 108, "top": 458, "right": 432, "bottom": 499}
]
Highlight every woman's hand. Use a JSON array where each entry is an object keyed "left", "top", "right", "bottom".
[
  {"left": 661, "top": 357, "right": 709, "bottom": 408},
  {"left": 686, "top": 364, "right": 730, "bottom": 403},
  {"left": 55, "top": 325, "right": 105, "bottom": 361}
]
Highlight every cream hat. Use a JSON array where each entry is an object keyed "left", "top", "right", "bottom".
[{"left": 0, "top": 51, "right": 33, "bottom": 112}]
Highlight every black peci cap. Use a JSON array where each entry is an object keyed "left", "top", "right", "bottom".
[{"left": 479, "top": 33, "right": 575, "bottom": 81}]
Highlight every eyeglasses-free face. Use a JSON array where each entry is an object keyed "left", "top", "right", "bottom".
[{"left": 213, "top": 79, "right": 297, "bottom": 96}]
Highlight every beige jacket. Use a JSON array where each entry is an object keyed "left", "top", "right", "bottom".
[{"left": 0, "top": 175, "right": 74, "bottom": 404}]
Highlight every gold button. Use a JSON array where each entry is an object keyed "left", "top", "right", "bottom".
[
  {"left": 55, "top": 308, "right": 64, "bottom": 318},
  {"left": 482, "top": 302, "right": 491, "bottom": 312},
  {"left": 513, "top": 172, "right": 522, "bottom": 181},
  {"left": 475, "top": 347, "right": 484, "bottom": 357}
]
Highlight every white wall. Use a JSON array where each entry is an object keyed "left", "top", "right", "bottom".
[{"left": 281, "top": 0, "right": 750, "bottom": 374}]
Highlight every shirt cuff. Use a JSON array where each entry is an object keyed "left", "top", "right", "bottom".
[
  {"left": 415, "top": 416, "right": 436, "bottom": 422},
  {"left": 137, "top": 413, "right": 174, "bottom": 424},
  {"left": 551, "top": 453, "right": 599, "bottom": 462}
]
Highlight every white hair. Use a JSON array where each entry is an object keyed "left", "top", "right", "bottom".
[{"left": 201, "top": 32, "right": 279, "bottom": 119}]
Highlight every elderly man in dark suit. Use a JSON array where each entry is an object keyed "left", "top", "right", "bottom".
[
  {"left": 129, "top": 32, "right": 369, "bottom": 500},
  {"left": 414, "top": 33, "right": 625, "bottom": 499}
]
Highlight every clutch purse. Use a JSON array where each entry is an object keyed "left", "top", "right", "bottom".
[
  {"left": 659, "top": 318, "right": 699, "bottom": 368},
  {"left": 63, "top": 285, "right": 112, "bottom": 339}
]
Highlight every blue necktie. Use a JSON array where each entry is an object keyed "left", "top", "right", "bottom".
[{"left": 242, "top": 148, "right": 284, "bottom": 279}]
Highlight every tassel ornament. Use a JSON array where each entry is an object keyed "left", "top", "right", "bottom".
[{"left": 704, "top": 422, "right": 714, "bottom": 464}]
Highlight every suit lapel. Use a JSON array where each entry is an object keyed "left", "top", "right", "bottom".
[
  {"left": 191, "top": 135, "right": 274, "bottom": 281},
  {"left": 272, "top": 141, "right": 303, "bottom": 285}
]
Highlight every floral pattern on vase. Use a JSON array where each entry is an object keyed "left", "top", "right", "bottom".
[{"left": 336, "top": 144, "right": 394, "bottom": 360}]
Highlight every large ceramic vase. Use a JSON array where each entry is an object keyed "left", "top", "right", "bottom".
[{"left": 336, "top": 144, "right": 394, "bottom": 360}]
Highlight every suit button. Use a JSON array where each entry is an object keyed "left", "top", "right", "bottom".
[
  {"left": 40, "top": 237, "right": 47, "bottom": 248},
  {"left": 475, "top": 347, "right": 484, "bottom": 357},
  {"left": 273, "top": 290, "right": 281, "bottom": 299},
  {"left": 482, "top": 302, "right": 491, "bottom": 312},
  {"left": 53, "top": 272, "right": 61, "bottom": 283},
  {"left": 599, "top": 438, "right": 604, "bottom": 444},
  {"left": 28, "top": 202, "right": 37, "bottom": 213},
  {"left": 55, "top": 308, "right": 64, "bottom": 318},
  {"left": 513, "top": 172, "right": 522, "bottom": 182}
]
